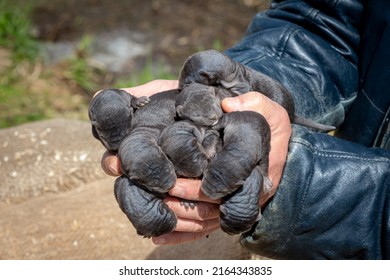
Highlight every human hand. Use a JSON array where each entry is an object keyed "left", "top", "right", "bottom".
[
  {"left": 221, "top": 91, "right": 292, "bottom": 205},
  {"left": 153, "top": 91, "right": 291, "bottom": 245},
  {"left": 152, "top": 178, "right": 221, "bottom": 245},
  {"left": 98, "top": 82, "right": 291, "bottom": 245}
]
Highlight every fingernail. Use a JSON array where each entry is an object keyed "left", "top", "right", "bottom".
[
  {"left": 104, "top": 156, "right": 122, "bottom": 176},
  {"left": 153, "top": 237, "right": 166, "bottom": 245},
  {"left": 221, "top": 97, "right": 240, "bottom": 111},
  {"left": 169, "top": 185, "right": 185, "bottom": 198},
  {"left": 109, "top": 162, "right": 121, "bottom": 175}
]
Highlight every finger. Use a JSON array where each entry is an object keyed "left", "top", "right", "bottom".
[
  {"left": 93, "top": 89, "right": 103, "bottom": 98},
  {"left": 221, "top": 91, "right": 264, "bottom": 111},
  {"left": 152, "top": 228, "right": 219, "bottom": 245},
  {"left": 164, "top": 197, "right": 220, "bottom": 221},
  {"left": 269, "top": 130, "right": 290, "bottom": 181},
  {"left": 101, "top": 150, "right": 122, "bottom": 176},
  {"left": 174, "top": 217, "right": 220, "bottom": 233},
  {"left": 169, "top": 178, "right": 221, "bottom": 204},
  {"left": 221, "top": 91, "right": 291, "bottom": 207},
  {"left": 221, "top": 91, "right": 274, "bottom": 118},
  {"left": 121, "top": 79, "right": 179, "bottom": 97}
]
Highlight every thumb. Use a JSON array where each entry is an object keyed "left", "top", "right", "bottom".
[{"left": 221, "top": 91, "right": 268, "bottom": 114}]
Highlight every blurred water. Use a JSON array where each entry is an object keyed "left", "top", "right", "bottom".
[{"left": 39, "top": 29, "right": 150, "bottom": 74}]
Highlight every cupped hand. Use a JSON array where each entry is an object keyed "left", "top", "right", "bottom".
[
  {"left": 221, "top": 91, "right": 292, "bottom": 205},
  {"left": 153, "top": 91, "right": 291, "bottom": 245},
  {"left": 98, "top": 80, "right": 291, "bottom": 245},
  {"left": 152, "top": 178, "right": 221, "bottom": 245}
]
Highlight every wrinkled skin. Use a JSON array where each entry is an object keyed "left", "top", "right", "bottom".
[
  {"left": 94, "top": 52, "right": 300, "bottom": 237},
  {"left": 160, "top": 120, "right": 221, "bottom": 178},
  {"left": 131, "top": 89, "right": 179, "bottom": 130},
  {"left": 176, "top": 83, "right": 238, "bottom": 127},
  {"left": 159, "top": 120, "right": 209, "bottom": 178},
  {"left": 119, "top": 89, "right": 179, "bottom": 193},
  {"left": 202, "top": 111, "right": 271, "bottom": 200},
  {"left": 220, "top": 166, "right": 265, "bottom": 235},
  {"left": 179, "top": 49, "right": 293, "bottom": 117},
  {"left": 114, "top": 176, "right": 177, "bottom": 237},
  {"left": 174, "top": 79, "right": 274, "bottom": 234},
  {"left": 179, "top": 50, "right": 253, "bottom": 95},
  {"left": 119, "top": 127, "right": 176, "bottom": 193},
  {"left": 88, "top": 88, "right": 149, "bottom": 152},
  {"left": 202, "top": 111, "right": 272, "bottom": 234},
  {"left": 93, "top": 89, "right": 181, "bottom": 237},
  {"left": 180, "top": 49, "right": 335, "bottom": 131},
  {"left": 176, "top": 84, "right": 223, "bottom": 126}
]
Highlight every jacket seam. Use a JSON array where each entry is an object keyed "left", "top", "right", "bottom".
[
  {"left": 278, "top": 27, "right": 301, "bottom": 58},
  {"left": 291, "top": 134, "right": 390, "bottom": 164},
  {"left": 315, "top": 151, "right": 390, "bottom": 163},
  {"left": 361, "top": 88, "right": 386, "bottom": 115}
]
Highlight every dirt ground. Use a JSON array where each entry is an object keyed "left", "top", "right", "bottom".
[
  {"left": 1, "top": 1, "right": 271, "bottom": 260},
  {"left": 0, "top": 119, "right": 260, "bottom": 260}
]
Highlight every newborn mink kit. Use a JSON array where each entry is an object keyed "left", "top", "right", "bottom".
[{"left": 89, "top": 50, "right": 334, "bottom": 238}]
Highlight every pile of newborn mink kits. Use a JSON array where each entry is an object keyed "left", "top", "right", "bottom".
[{"left": 89, "top": 49, "right": 334, "bottom": 238}]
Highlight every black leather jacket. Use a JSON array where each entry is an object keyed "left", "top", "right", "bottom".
[{"left": 225, "top": 0, "right": 390, "bottom": 259}]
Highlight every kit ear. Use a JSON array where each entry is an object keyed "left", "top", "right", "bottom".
[{"left": 198, "top": 70, "right": 216, "bottom": 85}]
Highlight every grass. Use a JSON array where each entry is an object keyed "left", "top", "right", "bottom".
[
  {"left": 0, "top": 82, "right": 47, "bottom": 127},
  {"left": 0, "top": 2, "right": 46, "bottom": 127},
  {"left": 0, "top": 2, "right": 94, "bottom": 128},
  {"left": 0, "top": 2, "right": 39, "bottom": 63},
  {"left": 61, "top": 35, "right": 99, "bottom": 93}
]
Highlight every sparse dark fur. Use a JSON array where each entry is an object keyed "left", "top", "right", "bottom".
[
  {"left": 114, "top": 176, "right": 177, "bottom": 237},
  {"left": 220, "top": 166, "right": 264, "bottom": 235},
  {"left": 202, "top": 111, "right": 271, "bottom": 200},
  {"left": 179, "top": 49, "right": 335, "bottom": 131},
  {"left": 159, "top": 120, "right": 218, "bottom": 178},
  {"left": 201, "top": 111, "right": 272, "bottom": 235},
  {"left": 92, "top": 50, "right": 325, "bottom": 237},
  {"left": 90, "top": 89, "right": 181, "bottom": 237},
  {"left": 176, "top": 83, "right": 237, "bottom": 127},
  {"left": 90, "top": 86, "right": 273, "bottom": 236},
  {"left": 88, "top": 88, "right": 149, "bottom": 152},
  {"left": 119, "top": 89, "right": 179, "bottom": 193}
]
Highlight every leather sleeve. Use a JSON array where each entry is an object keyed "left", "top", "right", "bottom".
[
  {"left": 225, "top": 0, "right": 363, "bottom": 126},
  {"left": 225, "top": 0, "right": 390, "bottom": 259},
  {"left": 240, "top": 126, "right": 390, "bottom": 259}
]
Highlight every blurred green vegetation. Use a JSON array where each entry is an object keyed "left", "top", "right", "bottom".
[
  {"left": 0, "top": 1, "right": 225, "bottom": 128},
  {"left": 61, "top": 35, "right": 99, "bottom": 92},
  {"left": 0, "top": 2, "right": 45, "bottom": 128},
  {"left": 0, "top": 0, "right": 176, "bottom": 128},
  {"left": 0, "top": 1, "right": 176, "bottom": 128},
  {"left": 114, "top": 56, "right": 176, "bottom": 89},
  {"left": 0, "top": 2, "right": 39, "bottom": 63}
]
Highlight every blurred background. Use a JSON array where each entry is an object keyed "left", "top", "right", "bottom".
[
  {"left": 0, "top": 0, "right": 271, "bottom": 260},
  {"left": 1, "top": 0, "right": 270, "bottom": 128}
]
